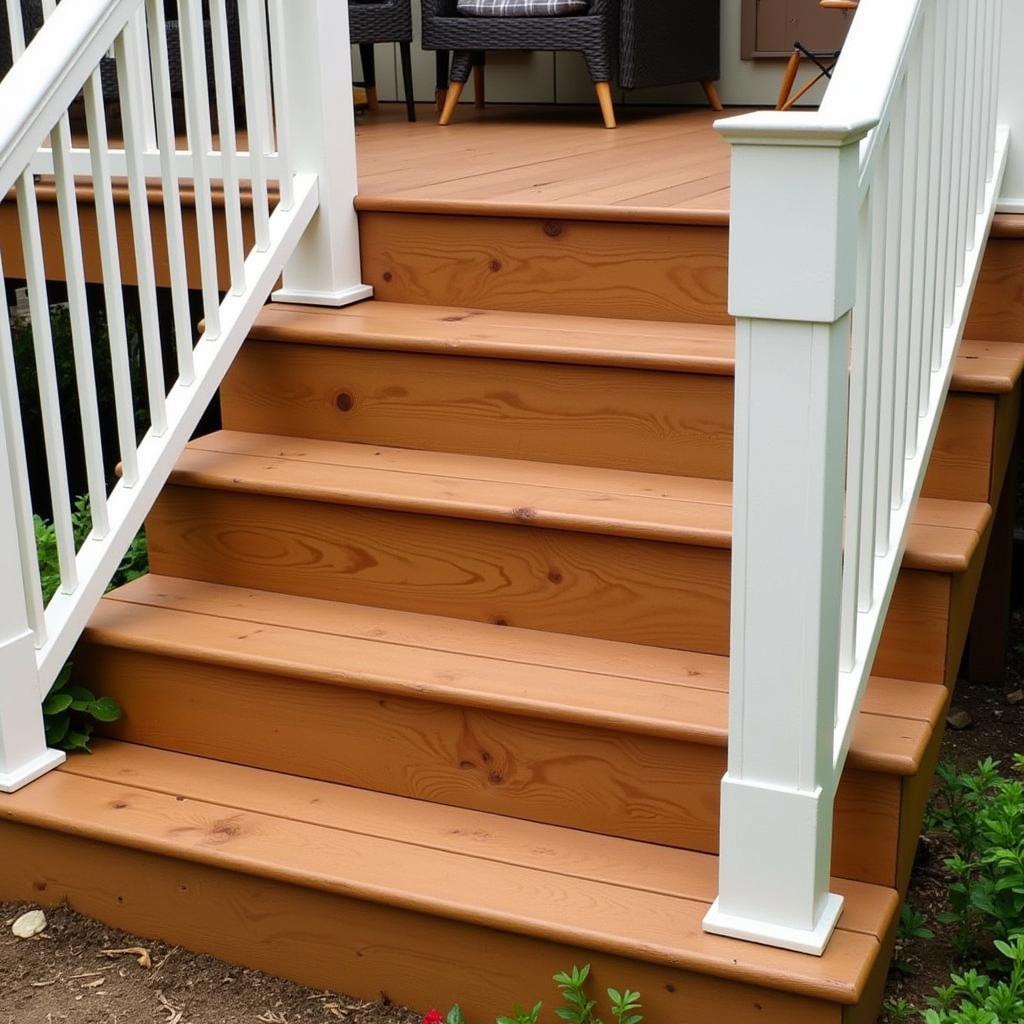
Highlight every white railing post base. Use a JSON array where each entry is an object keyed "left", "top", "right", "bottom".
[
  {"left": 0, "top": 630, "right": 65, "bottom": 794},
  {"left": 704, "top": 893, "right": 844, "bottom": 957},
  {"left": 272, "top": 282, "right": 374, "bottom": 308}
]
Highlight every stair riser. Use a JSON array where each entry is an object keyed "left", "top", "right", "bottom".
[
  {"left": 0, "top": 821, "right": 847, "bottom": 1024},
  {"left": 221, "top": 341, "right": 999, "bottom": 502},
  {"left": 76, "top": 643, "right": 903, "bottom": 888},
  {"left": 359, "top": 212, "right": 733, "bottom": 325},
  {"left": 146, "top": 485, "right": 954, "bottom": 679}
]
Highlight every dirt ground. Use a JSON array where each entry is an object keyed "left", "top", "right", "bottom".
[
  {"left": 880, "top": 607, "right": 1024, "bottom": 1018},
  {"left": 2, "top": 618, "right": 1022, "bottom": 1024},
  {"left": 0, "top": 900, "right": 422, "bottom": 1024}
]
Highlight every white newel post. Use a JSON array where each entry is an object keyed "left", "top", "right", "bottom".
[
  {"left": 0, "top": 420, "right": 65, "bottom": 793},
  {"left": 702, "top": 115, "right": 870, "bottom": 955},
  {"left": 272, "top": 0, "right": 373, "bottom": 306}
]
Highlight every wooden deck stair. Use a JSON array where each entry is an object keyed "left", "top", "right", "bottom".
[{"left": 3, "top": 236, "right": 1023, "bottom": 1021}]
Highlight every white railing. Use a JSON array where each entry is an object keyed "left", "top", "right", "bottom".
[
  {"left": 0, "top": 0, "right": 369, "bottom": 792},
  {"left": 704, "top": 0, "right": 1008, "bottom": 954}
]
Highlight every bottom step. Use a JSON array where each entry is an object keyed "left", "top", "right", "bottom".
[{"left": 0, "top": 742, "right": 896, "bottom": 1023}]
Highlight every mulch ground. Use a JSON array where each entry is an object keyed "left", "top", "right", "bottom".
[
  {"left": 880, "top": 607, "right": 1024, "bottom": 1019},
  {"left": 2, "top": 617, "right": 1023, "bottom": 1024}
]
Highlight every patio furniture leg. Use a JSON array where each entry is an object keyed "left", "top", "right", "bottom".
[
  {"left": 439, "top": 80, "right": 464, "bottom": 124},
  {"left": 400, "top": 41, "right": 416, "bottom": 122},
  {"left": 435, "top": 51, "right": 450, "bottom": 112},
  {"left": 594, "top": 81, "right": 616, "bottom": 129},
  {"left": 777, "top": 50, "right": 802, "bottom": 110},
  {"left": 359, "top": 43, "right": 378, "bottom": 110},
  {"left": 701, "top": 79, "right": 723, "bottom": 111},
  {"left": 472, "top": 51, "right": 486, "bottom": 109}
]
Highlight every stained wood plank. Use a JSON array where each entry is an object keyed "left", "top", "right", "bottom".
[
  {"left": 177, "top": 432, "right": 988, "bottom": 572},
  {"left": 0, "top": 819, "right": 862, "bottom": 1023},
  {"left": 358, "top": 212, "right": 733, "bottom": 324},
  {"left": 64, "top": 739, "right": 895, "bottom": 939},
  {"left": 91, "top": 575, "right": 943, "bottom": 774}
]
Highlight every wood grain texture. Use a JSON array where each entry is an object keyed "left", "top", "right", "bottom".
[
  {"left": 249, "top": 302, "right": 1024, "bottom": 394},
  {"left": 966, "top": 238, "right": 1024, "bottom": 344},
  {"left": 358, "top": 212, "right": 732, "bottom": 324},
  {"left": 220, "top": 341, "right": 736, "bottom": 479},
  {"left": 145, "top": 481, "right": 961, "bottom": 677},
  {"left": 95, "top": 575, "right": 944, "bottom": 775},
  {"left": 80, "top": 644, "right": 894, "bottom": 874},
  {"left": 146, "top": 484, "right": 733, "bottom": 651},
  {"left": 0, "top": 820, "right": 845, "bottom": 1024},
  {"left": 222, "top": 337, "right": 1000, "bottom": 502},
  {"left": 0, "top": 739, "right": 896, "bottom": 1015}
]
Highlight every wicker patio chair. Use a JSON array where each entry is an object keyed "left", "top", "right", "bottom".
[
  {"left": 423, "top": 0, "right": 722, "bottom": 129},
  {"left": 422, "top": 0, "right": 621, "bottom": 128},
  {"left": 350, "top": 0, "right": 416, "bottom": 122}
]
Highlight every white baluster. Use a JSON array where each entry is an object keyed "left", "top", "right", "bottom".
[
  {"left": 267, "top": 0, "right": 294, "bottom": 211},
  {"left": 178, "top": 0, "right": 222, "bottom": 339},
  {"left": 83, "top": 70, "right": 140, "bottom": 488},
  {"left": 238, "top": 0, "right": 271, "bottom": 252},
  {"left": 115, "top": 25, "right": 168, "bottom": 435},
  {"left": 146, "top": 0, "right": 195, "bottom": 386},
  {"left": 208, "top": 0, "right": 246, "bottom": 294}
]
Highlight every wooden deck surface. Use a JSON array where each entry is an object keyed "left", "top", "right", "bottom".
[{"left": 354, "top": 104, "right": 738, "bottom": 223}]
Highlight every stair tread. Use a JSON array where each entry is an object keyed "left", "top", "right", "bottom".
[
  {"left": 252, "top": 301, "right": 1024, "bottom": 393},
  {"left": 0, "top": 739, "right": 896, "bottom": 1004},
  {"left": 89, "top": 574, "right": 946, "bottom": 776},
  {"left": 176, "top": 430, "right": 992, "bottom": 573}
]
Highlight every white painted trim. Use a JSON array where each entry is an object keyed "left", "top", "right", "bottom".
[
  {"left": 704, "top": 894, "right": 845, "bottom": 957},
  {"left": 271, "top": 283, "right": 374, "bottom": 307},
  {"left": 0, "top": 748, "right": 66, "bottom": 794}
]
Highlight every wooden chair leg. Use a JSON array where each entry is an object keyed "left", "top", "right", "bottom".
[
  {"left": 472, "top": 53, "right": 486, "bottom": 109},
  {"left": 777, "top": 50, "right": 802, "bottom": 110},
  {"left": 701, "top": 79, "right": 724, "bottom": 112},
  {"left": 594, "top": 81, "right": 616, "bottom": 129},
  {"left": 359, "top": 43, "right": 378, "bottom": 111},
  {"left": 439, "top": 80, "right": 465, "bottom": 125},
  {"left": 400, "top": 41, "right": 416, "bottom": 123},
  {"left": 435, "top": 50, "right": 450, "bottom": 113}
]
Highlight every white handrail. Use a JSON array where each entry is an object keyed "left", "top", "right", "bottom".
[
  {"left": 0, "top": 0, "right": 369, "bottom": 793},
  {"left": 705, "top": 0, "right": 1008, "bottom": 956}
]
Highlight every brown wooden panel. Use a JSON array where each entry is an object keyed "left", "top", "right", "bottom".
[
  {"left": 966, "top": 238, "right": 1024, "bottom": 344},
  {"left": 146, "top": 485, "right": 733, "bottom": 651},
  {"left": 925, "top": 394, "right": 997, "bottom": 502},
  {"left": 75, "top": 643, "right": 902, "bottom": 886},
  {"left": 874, "top": 570, "right": 953, "bottom": 685},
  {"left": 358, "top": 212, "right": 732, "bottom": 325},
  {"left": 0, "top": 821, "right": 844, "bottom": 1023},
  {"left": 0, "top": 185, "right": 252, "bottom": 291},
  {"left": 221, "top": 341, "right": 736, "bottom": 479}
]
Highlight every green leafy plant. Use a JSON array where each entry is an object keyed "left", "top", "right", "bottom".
[
  {"left": 496, "top": 1004, "right": 543, "bottom": 1024},
  {"left": 882, "top": 997, "right": 916, "bottom": 1023},
  {"left": 42, "top": 663, "right": 122, "bottom": 753},
  {"left": 555, "top": 965, "right": 599, "bottom": 1024},
  {"left": 922, "top": 936, "right": 1024, "bottom": 1023},
  {"left": 927, "top": 758, "right": 1024, "bottom": 962},
  {"left": 607, "top": 988, "right": 642, "bottom": 1024},
  {"left": 427, "top": 965, "right": 643, "bottom": 1024}
]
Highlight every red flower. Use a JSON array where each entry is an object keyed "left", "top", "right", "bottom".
[{"left": 423, "top": 1012, "right": 444, "bottom": 1024}]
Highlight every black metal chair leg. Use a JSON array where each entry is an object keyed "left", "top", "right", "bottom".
[
  {"left": 359, "top": 42, "right": 378, "bottom": 110},
  {"left": 400, "top": 41, "right": 416, "bottom": 122}
]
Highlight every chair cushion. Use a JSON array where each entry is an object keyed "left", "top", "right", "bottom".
[{"left": 456, "top": 0, "right": 590, "bottom": 16}]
